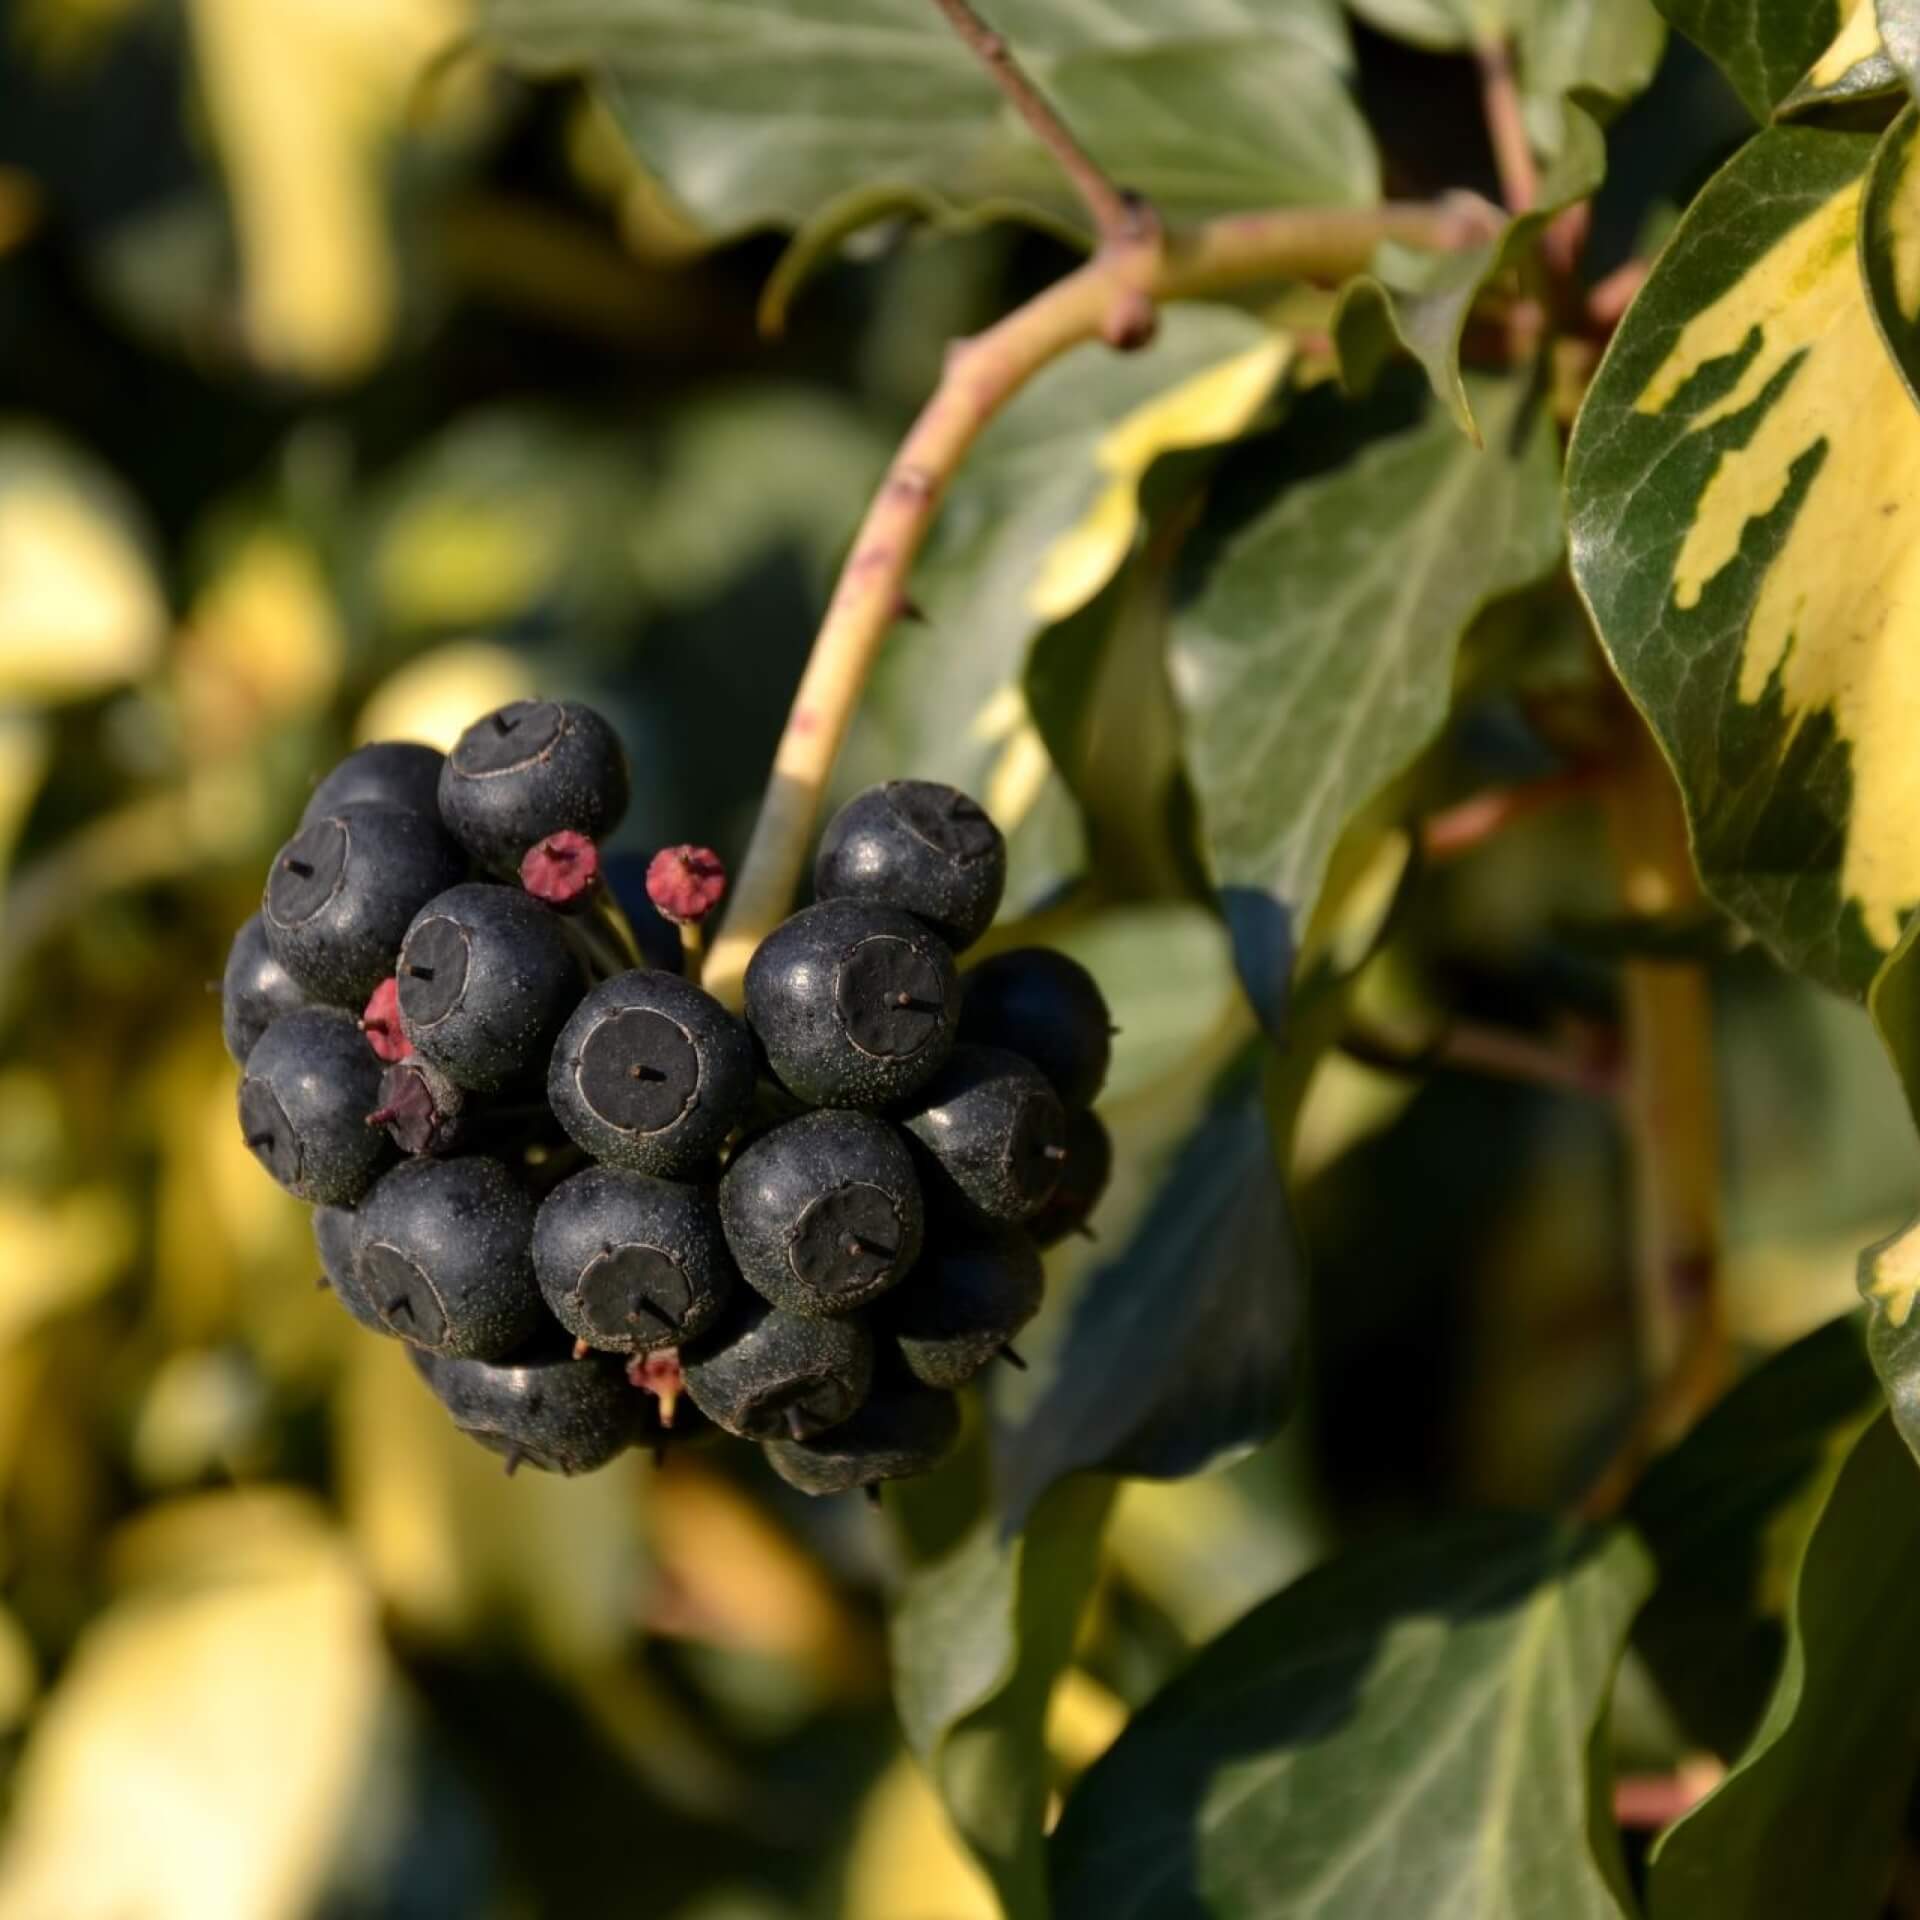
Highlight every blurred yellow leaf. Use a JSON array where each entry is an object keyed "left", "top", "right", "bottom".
[
  {"left": 376, "top": 493, "right": 559, "bottom": 631},
  {"left": 354, "top": 639, "right": 538, "bottom": 751},
  {"left": 175, "top": 530, "right": 344, "bottom": 754},
  {"left": 843, "top": 1753, "right": 1001, "bottom": 1920},
  {"left": 0, "top": 715, "right": 51, "bottom": 889},
  {"left": 0, "top": 435, "right": 165, "bottom": 703},
  {"left": 338, "top": 1333, "right": 643, "bottom": 1667},
  {"left": 0, "top": 1183, "right": 133, "bottom": 1346},
  {"left": 187, "top": 0, "right": 468, "bottom": 380},
  {"left": 0, "top": 1491, "right": 389, "bottom": 1920},
  {"left": 647, "top": 1462, "right": 879, "bottom": 1695}
]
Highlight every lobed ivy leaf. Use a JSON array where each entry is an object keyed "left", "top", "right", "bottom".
[
  {"left": 891, "top": 1479, "right": 1115, "bottom": 1920},
  {"left": 475, "top": 0, "right": 1375, "bottom": 243},
  {"left": 1647, "top": 1413, "right": 1920, "bottom": 1919},
  {"left": 1655, "top": 0, "right": 1839, "bottom": 120},
  {"left": 1170, "top": 372, "right": 1563, "bottom": 1030},
  {"left": 1567, "top": 125, "right": 1920, "bottom": 998},
  {"left": 1333, "top": 107, "right": 1601, "bottom": 442},
  {"left": 1627, "top": 1314, "right": 1877, "bottom": 1757},
  {"left": 1049, "top": 1515, "right": 1650, "bottom": 1920}
]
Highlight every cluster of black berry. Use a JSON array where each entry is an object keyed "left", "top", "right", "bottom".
[{"left": 226, "top": 699, "right": 1113, "bottom": 1495}]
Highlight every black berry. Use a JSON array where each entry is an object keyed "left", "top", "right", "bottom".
[
  {"left": 410, "top": 1341, "right": 646, "bottom": 1475},
  {"left": 239, "top": 1009, "right": 391, "bottom": 1204},
  {"left": 762, "top": 1374, "right": 960, "bottom": 1495},
  {"left": 303, "top": 741, "right": 445, "bottom": 822},
  {"left": 221, "top": 912, "right": 307, "bottom": 1064},
  {"left": 534, "top": 1165, "right": 735, "bottom": 1354},
  {"left": 682, "top": 1290, "right": 872, "bottom": 1440},
  {"left": 262, "top": 805, "right": 466, "bottom": 1006},
  {"left": 719, "top": 1110, "right": 923, "bottom": 1317},
  {"left": 351, "top": 1155, "right": 543, "bottom": 1358},
  {"left": 397, "top": 882, "right": 581, "bottom": 1092},
  {"left": 314, "top": 1203, "right": 390, "bottom": 1335},
  {"left": 897, "top": 1044, "right": 1068, "bottom": 1225},
  {"left": 548, "top": 969, "right": 755, "bottom": 1177},
  {"left": 438, "top": 699, "right": 630, "bottom": 872},
  {"left": 957, "top": 948, "right": 1112, "bottom": 1108},
  {"left": 814, "top": 780, "right": 1006, "bottom": 951},
  {"left": 1027, "top": 1108, "right": 1112, "bottom": 1249},
  {"left": 882, "top": 1228, "right": 1043, "bottom": 1388},
  {"left": 744, "top": 898, "right": 959, "bottom": 1108}
]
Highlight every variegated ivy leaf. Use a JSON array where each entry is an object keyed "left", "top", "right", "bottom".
[
  {"left": 1778, "top": 0, "right": 1903, "bottom": 113},
  {"left": 1568, "top": 125, "right": 1920, "bottom": 996},
  {"left": 1862, "top": 101, "right": 1920, "bottom": 402},
  {"left": 1656, "top": 0, "right": 1848, "bottom": 120},
  {"left": 1884, "top": 0, "right": 1920, "bottom": 98}
]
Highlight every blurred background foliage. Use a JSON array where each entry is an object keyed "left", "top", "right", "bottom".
[{"left": 0, "top": 2, "right": 1901, "bottom": 1916}]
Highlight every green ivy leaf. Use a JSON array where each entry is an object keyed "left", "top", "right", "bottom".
[
  {"left": 993, "top": 1058, "right": 1300, "bottom": 1532},
  {"left": 1333, "top": 107, "right": 1603, "bottom": 442},
  {"left": 1655, "top": 0, "right": 1838, "bottom": 120},
  {"left": 1171, "top": 373, "right": 1563, "bottom": 1029},
  {"left": 1567, "top": 125, "right": 1920, "bottom": 997},
  {"left": 1627, "top": 1314, "right": 1877, "bottom": 1757},
  {"left": 475, "top": 0, "right": 1375, "bottom": 243},
  {"left": 891, "top": 1479, "right": 1114, "bottom": 1920},
  {"left": 1647, "top": 1413, "right": 1920, "bottom": 1919},
  {"left": 1049, "top": 1516, "right": 1649, "bottom": 1919}
]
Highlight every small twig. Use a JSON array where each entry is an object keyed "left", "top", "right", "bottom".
[
  {"left": 1340, "top": 1016, "right": 1619, "bottom": 1102},
  {"left": 1612, "top": 1759, "right": 1725, "bottom": 1831},
  {"left": 1598, "top": 710, "right": 1725, "bottom": 1395},
  {"left": 929, "top": 0, "right": 1151, "bottom": 258},
  {"left": 1475, "top": 36, "right": 1537, "bottom": 215},
  {"left": 1420, "top": 766, "right": 1607, "bottom": 864},
  {"left": 1587, "top": 259, "right": 1650, "bottom": 337},
  {"left": 1575, "top": 1308, "right": 1728, "bottom": 1522},
  {"left": 700, "top": 194, "right": 1494, "bottom": 1005}
]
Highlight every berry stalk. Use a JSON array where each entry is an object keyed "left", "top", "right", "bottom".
[{"left": 700, "top": 194, "right": 1497, "bottom": 1006}]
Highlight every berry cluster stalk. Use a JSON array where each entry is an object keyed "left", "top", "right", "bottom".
[{"left": 701, "top": 9, "right": 1499, "bottom": 1006}]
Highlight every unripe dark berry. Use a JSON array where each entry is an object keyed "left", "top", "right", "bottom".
[
  {"left": 882, "top": 1228, "right": 1043, "bottom": 1389},
  {"left": 409, "top": 1342, "right": 645, "bottom": 1475},
  {"left": 351, "top": 1155, "right": 543, "bottom": 1358},
  {"left": 313, "top": 1204, "right": 392, "bottom": 1335},
  {"left": 682, "top": 1291, "right": 872, "bottom": 1441},
  {"left": 719, "top": 1110, "right": 923, "bottom": 1316},
  {"left": 438, "top": 699, "right": 630, "bottom": 872},
  {"left": 548, "top": 969, "right": 754, "bottom": 1177},
  {"left": 1027, "top": 1108, "right": 1112, "bottom": 1249},
  {"left": 396, "top": 883, "right": 581, "bottom": 1093},
  {"left": 744, "top": 898, "right": 959, "bottom": 1109},
  {"left": 534, "top": 1165, "right": 735, "bottom": 1355},
  {"left": 303, "top": 741, "right": 445, "bottom": 822},
  {"left": 957, "top": 948, "right": 1112, "bottom": 1108},
  {"left": 814, "top": 780, "right": 1006, "bottom": 951},
  {"left": 222, "top": 912, "right": 307, "bottom": 1064},
  {"left": 367, "top": 1055, "right": 469, "bottom": 1157},
  {"left": 239, "top": 1009, "right": 391, "bottom": 1204},
  {"left": 897, "top": 1044, "right": 1067, "bottom": 1225},
  {"left": 762, "top": 1374, "right": 960, "bottom": 1495},
  {"left": 262, "top": 804, "right": 466, "bottom": 1006}
]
